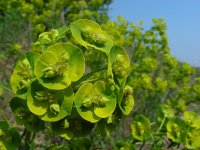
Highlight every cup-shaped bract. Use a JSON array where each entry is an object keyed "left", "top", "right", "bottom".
[
  {"left": 74, "top": 81, "right": 116, "bottom": 123},
  {"left": 110, "top": 46, "right": 130, "bottom": 79},
  {"left": 27, "top": 81, "right": 74, "bottom": 122},
  {"left": 131, "top": 114, "right": 152, "bottom": 141},
  {"left": 166, "top": 118, "right": 187, "bottom": 143},
  {"left": 184, "top": 111, "right": 200, "bottom": 129},
  {"left": 70, "top": 19, "right": 113, "bottom": 54},
  {"left": 10, "top": 97, "right": 44, "bottom": 132},
  {"left": 0, "top": 121, "right": 20, "bottom": 150},
  {"left": 10, "top": 52, "right": 39, "bottom": 98},
  {"left": 34, "top": 43, "right": 85, "bottom": 90},
  {"left": 184, "top": 127, "right": 200, "bottom": 149},
  {"left": 119, "top": 85, "right": 134, "bottom": 115}
]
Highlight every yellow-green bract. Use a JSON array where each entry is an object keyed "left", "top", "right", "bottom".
[
  {"left": 131, "top": 114, "right": 152, "bottom": 141},
  {"left": 74, "top": 81, "right": 116, "bottom": 123},
  {"left": 119, "top": 85, "right": 134, "bottom": 115},
  {"left": 109, "top": 46, "right": 130, "bottom": 79},
  {"left": 166, "top": 118, "right": 187, "bottom": 143},
  {"left": 10, "top": 52, "right": 39, "bottom": 99},
  {"left": 34, "top": 43, "right": 85, "bottom": 90},
  {"left": 27, "top": 81, "right": 74, "bottom": 122},
  {"left": 70, "top": 19, "right": 113, "bottom": 54}
]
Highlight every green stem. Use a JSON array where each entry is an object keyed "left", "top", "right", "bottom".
[
  {"left": 73, "top": 67, "right": 106, "bottom": 86},
  {"left": 0, "top": 84, "right": 15, "bottom": 95},
  {"left": 20, "top": 128, "right": 26, "bottom": 140},
  {"left": 156, "top": 116, "right": 166, "bottom": 134},
  {"left": 79, "top": 78, "right": 104, "bottom": 85},
  {"left": 139, "top": 141, "right": 145, "bottom": 150},
  {"left": 25, "top": 130, "right": 31, "bottom": 149},
  {"left": 0, "top": 110, "right": 10, "bottom": 126}
]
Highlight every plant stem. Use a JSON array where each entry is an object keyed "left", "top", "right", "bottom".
[
  {"left": 0, "top": 110, "right": 10, "bottom": 126},
  {"left": 72, "top": 67, "right": 106, "bottom": 86},
  {"left": 0, "top": 84, "right": 15, "bottom": 95},
  {"left": 139, "top": 141, "right": 145, "bottom": 150},
  {"left": 156, "top": 116, "right": 166, "bottom": 134}
]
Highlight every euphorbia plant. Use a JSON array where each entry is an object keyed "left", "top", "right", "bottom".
[
  {"left": 1, "top": 18, "right": 199, "bottom": 150},
  {"left": 0, "top": 19, "right": 134, "bottom": 149}
]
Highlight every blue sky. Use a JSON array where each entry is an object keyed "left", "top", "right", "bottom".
[{"left": 108, "top": 0, "right": 200, "bottom": 67}]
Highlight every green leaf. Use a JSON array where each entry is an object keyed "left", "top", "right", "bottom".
[
  {"left": 96, "top": 112, "right": 121, "bottom": 136},
  {"left": 131, "top": 114, "right": 152, "bottom": 141},
  {"left": 70, "top": 19, "right": 113, "bottom": 54},
  {"left": 184, "top": 111, "right": 200, "bottom": 129},
  {"left": 166, "top": 117, "right": 187, "bottom": 143},
  {"left": 10, "top": 52, "right": 39, "bottom": 98},
  {"left": 52, "top": 115, "right": 94, "bottom": 140},
  {"left": 52, "top": 119, "right": 73, "bottom": 140},
  {"left": 34, "top": 43, "right": 85, "bottom": 90},
  {"left": 27, "top": 81, "right": 74, "bottom": 122},
  {"left": 0, "top": 127, "right": 20, "bottom": 150},
  {"left": 0, "top": 121, "right": 9, "bottom": 131}
]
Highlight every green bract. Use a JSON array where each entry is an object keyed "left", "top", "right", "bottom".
[
  {"left": 34, "top": 26, "right": 69, "bottom": 46},
  {"left": 27, "top": 81, "right": 74, "bottom": 122},
  {"left": 74, "top": 81, "right": 116, "bottom": 123},
  {"left": 184, "top": 111, "right": 200, "bottom": 129},
  {"left": 159, "top": 104, "right": 174, "bottom": 118},
  {"left": 184, "top": 127, "right": 200, "bottom": 149},
  {"left": 166, "top": 118, "right": 187, "bottom": 143},
  {"left": 131, "top": 114, "right": 152, "bottom": 141},
  {"left": 119, "top": 85, "right": 134, "bottom": 115},
  {"left": 34, "top": 43, "right": 85, "bottom": 90},
  {"left": 10, "top": 52, "right": 39, "bottom": 98},
  {"left": 70, "top": 19, "right": 113, "bottom": 54},
  {"left": 10, "top": 97, "right": 44, "bottom": 132},
  {"left": 110, "top": 46, "right": 130, "bottom": 79}
]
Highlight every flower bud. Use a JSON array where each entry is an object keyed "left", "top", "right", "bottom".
[
  {"left": 50, "top": 103, "right": 60, "bottom": 115},
  {"left": 81, "top": 98, "right": 92, "bottom": 108}
]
